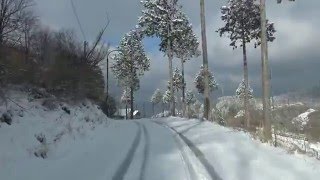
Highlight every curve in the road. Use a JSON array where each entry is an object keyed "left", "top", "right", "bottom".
[
  {"left": 179, "top": 121, "right": 203, "bottom": 134},
  {"left": 112, "top": 122, "right": 142, "bottom": 180},
  {"left": 153, "top": 121, "right": 222, "bottom": 180},
  {"left": 139, "top": 123, "right": 150, "bottom": 180}
]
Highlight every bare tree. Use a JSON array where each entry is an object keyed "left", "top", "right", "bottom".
[
  {"left": 31, "top": 27, "right": 55, "bottom": 68},
  {"left": 0, "top": 0, "right": 34, "bottom": 45},
  {"left": 19, "top": 10, "right": 38, "bottom": 63},
  {"left": 85, "top": 16, "right": 110, "bottom": 68}
]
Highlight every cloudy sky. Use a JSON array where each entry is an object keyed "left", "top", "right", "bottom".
[{"left": 33, "top": 0, "right": 320, "bottom": 104}]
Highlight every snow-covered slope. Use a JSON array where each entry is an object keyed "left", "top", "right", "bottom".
[
  {"left": 292, "top": 109, "right": 317, "bottom": 130},
  {"left": 2, "top": 87, "right": 320, "bottom": 180},
  {"left": 0, "top": 88, "right": 109, "bottom": 179},
  {"left": 159, "top": 117, "right": 320, "bottom": 180}
]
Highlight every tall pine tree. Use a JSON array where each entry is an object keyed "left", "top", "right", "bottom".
[
  {"left": 139, "top": 0, "right": 196, "bottom": 116},
  {"left": 112, "top": 28, "right": 150, "bottom": 119},
  {"left": 217, "top": 0, "right": 275, "bottom": 128}
]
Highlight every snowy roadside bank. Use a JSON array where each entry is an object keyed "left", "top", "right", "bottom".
[
  {"left": 158, "top": 117, "right": 320, "bottom": 180},
  {"left": 0, "top": 87, "right": 111, "bottom": 179}
]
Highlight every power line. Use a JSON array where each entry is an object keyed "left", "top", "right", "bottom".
[{"left": 70, "top": 0, "right": 87, "bottom": 41}]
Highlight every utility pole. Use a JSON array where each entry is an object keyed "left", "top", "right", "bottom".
[
  {"left": 200, "top": 0, "right": 211, "bottom": 120},
  {"left": 105, "top": 49, "right": 122, "bottom": 116},
  {"left": 259, "top": 0, "right": 295, "bottom": 141},
  {"left": 260, "top": 0, "right": 272, "bottom": 141}
]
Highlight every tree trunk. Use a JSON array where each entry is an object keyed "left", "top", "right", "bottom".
[
  {"left": 187, "top": 105, "right": 190, "bottom": 119},
  {"left": 260, "top": 0, "right": 272, "bottom": 141},
  {"left": 181, "top": 58, "right": 186, "bottom": 117},
  {"left": 242, "top": 40, "right": 250, "bottom": 128},
  {"left": 125, "top": 103, "right": 128, "bottom": 120},
  {"left": 168, "top": 36, "right": 175, "bottom": 116},
  {"left": 24, "top": 31, "right": 29, "bottom": 64},
  {"left": 130, "top": 54, "right": 134, "bottom": 120},
  {"left": 0, "top": 26, "right": 4, "bottom": 46},
  {"left": 152, "top": 103, "right": 155, "bottom": 116},
  {"left": 200, "top": 0, "right": 211, "bottom": 120},
  {"left": 130, "top": 86, "right": 134, "bottom": 119},
  {"left": 162, "top": 103, "right": 164, "bottom": 117}
]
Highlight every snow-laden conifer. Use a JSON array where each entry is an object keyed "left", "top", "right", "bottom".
[
  {"left": 151, "top": 89, "right": 163, "bottom": 104},
  {"left": 151, "top": 89, "right": 163, "bottom": 115},
  {"left": 139, "top": 0, "right": 196, "bottom": 116},
  {"left": 236, "top": 79, "right": 253, "bottom": 99},
  {"left": 185, "top": 90, "right": 196, "bottom": 106},
  {"left": 194, "top": 66, "right": 218, "bottom": 94},
  {"left": 172, "top": 68, "right": 184, "bottom": 92},
  {"left": 112, "top": 28, "right": 150, "bottom": 119},
  {"left": 217, "top": 0, "right": 275, "bottom": 127}
]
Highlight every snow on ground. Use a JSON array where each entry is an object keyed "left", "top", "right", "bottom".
[
  {"left": 2, "top": 88, "right": 320, "bottom": 180},
  {"left": 310, "top": 143, "right": 320, "bottom": 153},
  {"left": 234, "top": 110, "right": 244, "bottom": 118},
  {"left": 0, "top": 88, "right": 110, "bottom": 180},
  {"left": 292, "top": 109, "right": 317, "bottom": 130},
  {"left": 159, "top": 117, "right": 320, "bottom": 180},
  {"left": 274, "top": 132, "right": 320, "bottom": 160}
]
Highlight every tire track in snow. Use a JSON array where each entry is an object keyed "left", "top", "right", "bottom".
[
  {"left": 176, "top": 131, "right": 222, "bottom": 180},
  {"left": 153, "top": 121, "right": 195, "bottom": 180},
  {"left": 153, "top": 121, "right": 222, "bottom": 180},
  {"left": 112, "top": 122, "right": 142, "bottom": 180},
  {"left": 139, "top": 123, "right": 150, "bottom": 180},
  {"left": 179, "top": 121, "right": 203, "bottom": 134}
]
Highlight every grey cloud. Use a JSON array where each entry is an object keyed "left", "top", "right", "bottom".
[{"left": 34, "top": 0, "right": 320, "bottom": 106}]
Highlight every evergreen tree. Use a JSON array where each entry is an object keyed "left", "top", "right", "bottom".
[
  {"left": 194, "top": 65, "right": 218, "bottom": 94},
  {"left": 217, "top": 0, "right": 275, "bottom": 128},
  {"left": 185, "top": 90, "right": 196, "bottom": 118},
  {"left": 121, "top": 89, "right": 131, "bottom": 119},
  {"left": 162, "top": 88, "right": 176, "bottom": 110},
  {"left": 172, "top": 68, "right": 184, "bottom": 92},
  {"left": 112, "top": 28, "right": 150, "bottom": 119},
  {"left": 185, "top": 90, "right": 196, "bottom": 105},
  {"left": 151, "top": 89, "right": 163, "bottom": 115},
  {"left": 193, "top": 100, "right": 202, "bottom": 119},
  {"left": 236, "top": 79, "right": 253, "bottom": 99},
  {"left": 121, "top": 89, "right": 131, "bottom": 105},
  {"left": 162, "top": 89, "right": 171, "bottom": 112},
  {"left": 139, "top": 0, "right": 195, "bottom": 116},
  {"left": 174, "top": 23, "right": 200, "bottom": 117}
]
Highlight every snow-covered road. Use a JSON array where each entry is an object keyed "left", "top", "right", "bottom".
[
  {"left": 111, "top": 120, "right": 219, "bottom": 180},
  {"left": 2, "top": 117, "right": 320, "bottom": 180}
]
